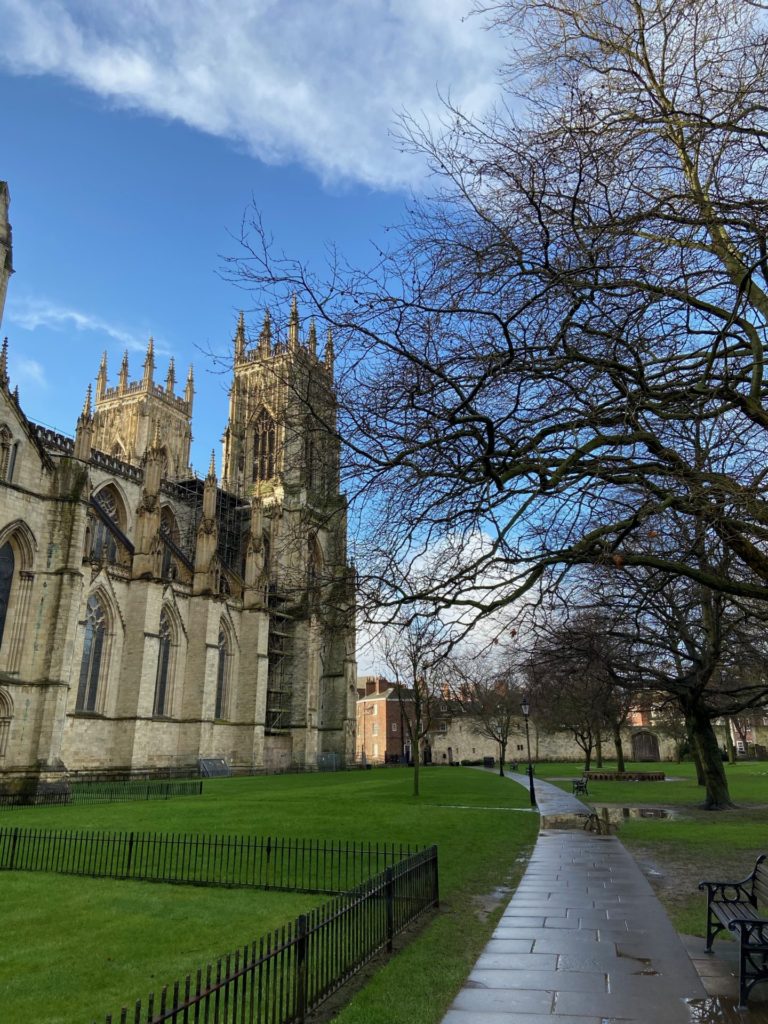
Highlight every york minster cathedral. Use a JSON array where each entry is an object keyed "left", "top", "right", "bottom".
[{"left": 0, "top": 181, "right": 357, "bottom": 797}]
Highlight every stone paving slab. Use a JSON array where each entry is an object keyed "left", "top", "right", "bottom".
[{"left": 440, "top": 774, "right": 707, "bottom": 1023}]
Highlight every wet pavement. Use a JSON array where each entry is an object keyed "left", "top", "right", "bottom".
[{"left": 441, "top": 773, "right": 768, "bottom": 1023}]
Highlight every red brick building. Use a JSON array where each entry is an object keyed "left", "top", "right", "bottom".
[{"left": 356, "top": 676, "right": 410, "bottom": 763}]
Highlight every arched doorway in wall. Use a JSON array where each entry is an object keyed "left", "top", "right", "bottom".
[{"left": 631, "top": 731, "right": 660, "bottom": 762}]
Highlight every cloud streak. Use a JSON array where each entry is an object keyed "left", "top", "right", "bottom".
[
  {"left": 9, "top": 296, "right": 144, "bottom": 348},
  {"left": 0, "top": 0, "right": 506, "bottom": 189},
  {"left": 9, "top": 355, "right": 48, "bottom": 391}
]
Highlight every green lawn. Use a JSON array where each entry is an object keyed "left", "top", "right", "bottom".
[
  {"left": 0, "top": 767, "right": 538, "bottom": 1024},
  {"left": 532, "top": 759, "right": 768, "bottom": 938}
]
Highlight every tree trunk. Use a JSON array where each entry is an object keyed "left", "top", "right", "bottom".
[
  {"left": 685, "top": 701, "right": 735, "bottom": 809},
  {"left": 595, "top": 731, "right": 603, "bottom": 768},
  {"left": 686, "top": 717, "right": 706, "bottom": 785},
  {"left": 613, "top": 724, "right": 626, "bottom": 773},
  {"left": 498, "top": 739, "right": 507, "bottom": 776},
  {"left": 413, "top": 750, "right": 420, "bottom": 797}
]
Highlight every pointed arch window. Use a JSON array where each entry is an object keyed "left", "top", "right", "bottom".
[
  {"left": 0, "top": 425, "right": 12, "bottom": 481},
  {"left": 252, "top": 409, "right": 276, "bottom": 482},
  {"left": 90, "top": 485, "right": 127, "bottom": 565},
  {"left": 76, "top": 595, "right": 107, "bottom": 712},
  {"left": 0, "top": 688, "right": 11, "bottom": 757},
  {"left": 0, "top": 542, "right": 14, "bottom": 651},
  {"left": 153, "top": 609, "right": 174, "bottom": 717},
  {"left": 215, "top": 626, "right": 231, "bottom": 720}
]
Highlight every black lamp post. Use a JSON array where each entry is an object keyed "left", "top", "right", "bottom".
[{"left": 520, "top": 697, "right": 537, "bottom": 808}]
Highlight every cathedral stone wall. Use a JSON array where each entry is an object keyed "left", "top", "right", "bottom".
[{"left": 0, "top": 198, "right": 357, "bottom": 791}]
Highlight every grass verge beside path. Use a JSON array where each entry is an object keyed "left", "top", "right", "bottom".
[
  {"left": 0, "top": 767, "right": 538, "bottom": 1024},
  {"left": 533, "top": 760, "right": 768, "bottom": 939}
]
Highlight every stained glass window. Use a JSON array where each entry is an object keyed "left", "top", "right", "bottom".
[
  {"left": 153, "top": 609, "right": 173, "bottom": 717},
  {"left": 0, "top": 543, "right": 13, "bottom": 650},
  {"left": 76, "top": 595, "right": 107, "bottom": 712},
  {"left": 215, "top": 628, "right": 229, "bottom": 719}
]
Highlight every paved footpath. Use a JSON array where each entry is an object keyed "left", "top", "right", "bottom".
[{"left": 441, "top": 773, "right": 708, "bottom": 1024}]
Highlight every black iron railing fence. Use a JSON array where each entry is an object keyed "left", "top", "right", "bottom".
[
  {"left": 100, "top": 845, "right": 439, "bottom": 1024},
  {"left": 0, "top": 778, "right": 203, "bottom": 809},
  {"left": 0, "top": 827, "right": 422, "bottom": 894}
]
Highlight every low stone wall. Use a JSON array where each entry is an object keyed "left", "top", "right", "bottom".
[{"left": 585, "top": 771, "right": 665, "bottom": 781}]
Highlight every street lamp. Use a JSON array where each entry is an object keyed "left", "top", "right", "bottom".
[{"left": 520, "top": 697, "right": 537, "bottom": 808}]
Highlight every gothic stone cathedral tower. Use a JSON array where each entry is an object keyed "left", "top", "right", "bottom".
[{"left": 0, "top": 181, "right": 356, "bottom": 795}]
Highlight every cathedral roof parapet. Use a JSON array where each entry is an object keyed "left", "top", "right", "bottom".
[
  {"left": 90, "top": 449, "right": 143, "bottom": 482},
  {"left": 33, "top": 425, "right": 145, "bottom": 483},
  {"left": 34, "top": 424, "right": 75, "bottom": 454},
  {"left": 100, "top": 380, "right": 191, "bottom": 411}
]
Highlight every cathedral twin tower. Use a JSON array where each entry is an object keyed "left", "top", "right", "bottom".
[{"left": 0, "top": 182, "right": 356, "bottom": 795}]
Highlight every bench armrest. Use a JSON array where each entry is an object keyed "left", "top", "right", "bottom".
[{"left": 698, "top": 879, "right": 755, "bottom": 904}]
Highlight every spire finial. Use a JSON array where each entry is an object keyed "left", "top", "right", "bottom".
[
  {"left": 288, "top": 294, "right": 300, "bottom": 350},
  {"left": 165, "top": 356, "right": 176, "bottom": 394},
  {"left": 259, "top": 308, "right": 272, "bottom": 355},
  {"left": 143, "top": 336, "right": 155, "bottom": 386},
  {"left": 324, "top": 326, "right": 334, "bottom": 372},
  {"left": 207, "top": 449, "right": 216, "bottom": 479},
  {"left": 96, "top": 349, "right": 108, "bottom": 400},
  {"left": 308, "top": 317, "right": 317, "bottom": 357},
  {"left": 82, "top": 383, "right": 92, "bottom": 417},
  {"left": 234, "top": 310, "right": 246, "bottom": 362},
  {"left": 185, "top": 363, "right": 194, "bottom": 405},
  {"left": 119, "top": 350, "right": 129, "bottom": 392},
  {"left": 0, "top": 337, "right": 8, "bottom": 385}
]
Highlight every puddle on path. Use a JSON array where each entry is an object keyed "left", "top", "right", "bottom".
[
  {"left": 685, "top": 995, "right": 768, "bottom": 1022},
  {"left": 592, "top": 804, "right": 679, "bottom": 823},
  {"left": 540, "top": 805, "right": 679, "bottom": 833}
]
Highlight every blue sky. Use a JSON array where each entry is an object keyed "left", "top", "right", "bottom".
[{"left": 0, "top": 0, "right": 505, "bottom": 474}]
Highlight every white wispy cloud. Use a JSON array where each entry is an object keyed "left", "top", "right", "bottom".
[
  {"left": 9, "top": 296, "right": 143, "bottom": 348},
  {"left": 6, "top": 296, "right": 171, "bottom": 356},
  {"left": 9, "top": 355, "right": 48, "bottom": 390},
  {"left": 0, "top": 0, "right": 506, "bottom": 189}
]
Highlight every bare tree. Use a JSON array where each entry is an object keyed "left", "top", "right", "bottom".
[
  {"left": 380, "top": 614, "right": 453, "bottom": 796},
  {"left": 453, "top": 658, "right": 525, "bottom": 775},
  {"left": 526, "top": 615, "right": 620, "bottom": 771},
  {"left": 226, "top": 0, "right": 768, "bottom": 635}
]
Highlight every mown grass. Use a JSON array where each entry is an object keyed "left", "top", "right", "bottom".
[
  {"left": 0, "top": 767, "right": 538, "bottom": 1024},
  {"left": 531, "top": 759, "right": 768, "bottom": 939}
]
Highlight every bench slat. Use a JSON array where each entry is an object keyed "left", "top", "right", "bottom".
[{"left": 712, "top": 902, "right": 760, "bottom": 925}]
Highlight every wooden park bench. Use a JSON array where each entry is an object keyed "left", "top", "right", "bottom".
[
  {"left": 571, "top": 776, "right": 589, "bottom": 796},
  {"left": 699, "top": 854, "right": 768, "bottom": 1007}
]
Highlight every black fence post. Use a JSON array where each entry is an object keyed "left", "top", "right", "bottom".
[
  {"left": 431, "top": 847, "right": 439, "bottom": 908},
  {"left": 126, "top": 832, "right": 134, "bottom": 877},
  {"left": 8, "top": 826, "right": 19, "bottom": 869},
  {"left": 295, "top": 914, "right": 308, "bottom": 1023},
  {"left": 385, "top": 867, "right": 394, "bottom": 953}
]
